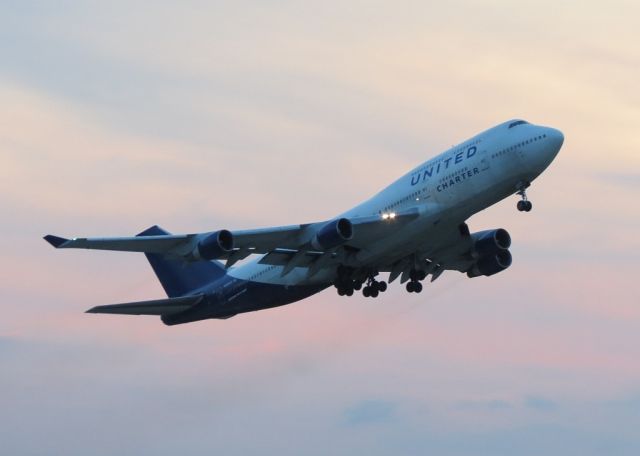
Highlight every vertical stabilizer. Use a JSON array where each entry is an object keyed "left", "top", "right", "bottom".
[{"left": 137, "top": 225, "right": 226, "bottom": 297}]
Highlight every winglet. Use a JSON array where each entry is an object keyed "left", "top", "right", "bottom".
[{"left": 43, "top": 234, "right": 69, "bottom": 248}]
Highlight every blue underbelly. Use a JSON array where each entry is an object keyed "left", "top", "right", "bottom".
[{"left": 162, "top": 279, "right": 329, "bottom": 325}]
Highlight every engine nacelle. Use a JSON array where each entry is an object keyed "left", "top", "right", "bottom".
[
  {"left": 193, "top": 230, "right": 234, "bottom": 260},
  {"left": 472, "top": 228, "right": 511, "bottom": 256},
  {"left": 311, "top": 218, "right": 353, "bottom": 250},
  {"left": 467, "top": 250, "right": 512, "bottom": 278}
]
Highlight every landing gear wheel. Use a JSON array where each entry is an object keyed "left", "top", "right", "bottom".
[
  {"left": 406, "top": 281, "right": 423, "bottom": 293},
  {"left": 516, "top": 183, "right": 532, "bottom": 212},
  {"left": 362, "top": 273, "right": 384, "bottom": 298},
  {"left": 345, "top": 288, "right": 354, "bottom": 297},
  {"left": 337, "top": 287, "right": 345, "bottom": 296},
  {"left": 517, "top": 199, "right": 533, "bottom": 212}
]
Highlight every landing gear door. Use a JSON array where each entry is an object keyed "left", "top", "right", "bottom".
[{"left": 480, "top": 149, "right": 490, "bottom": 171}]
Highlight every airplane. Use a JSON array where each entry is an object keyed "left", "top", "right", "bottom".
[{"left": 44, "top": 119, "right": 564, "bottom": 325}]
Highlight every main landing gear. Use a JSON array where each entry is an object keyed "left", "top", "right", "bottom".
[
  {"left": 406, "top": 269, "right": 426, "bottom": 293},
  {"left": 362, "top": 277, "right": 387, "bottom": 298},
  {"left": 516, "top": 183, "right": 533, "bottom": 212},
  {"left": 335, "top": 265, "right": 355, "bottom": 297},
  {"left": 336, "top": 285, "right": 354, "bottom": 297},
  {"left": 336, "top": 278, "right": 387, "bottom": 298},
  {"left": 334, "top": 266, "right": 387, "bottom": 298}
]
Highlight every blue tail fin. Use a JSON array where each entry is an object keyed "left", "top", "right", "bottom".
[{"left": 137, "top": 225, "right": 227, "bottom": 298}]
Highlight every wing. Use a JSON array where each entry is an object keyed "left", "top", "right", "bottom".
[
  {"left": 44, "top": 209, "right": 421, "bottom": 272},
  {"left": 44, "top": 233, "right": 197, "bottom": 255},
  {"left": 381, "top": 222, "right": 512, "bottom": 284}
]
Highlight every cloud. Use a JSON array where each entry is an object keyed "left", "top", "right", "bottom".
[
  {"left": 456, "top": 399, "right": 514, "bottom": 411},
  {"left": 2, "top": 1, "right": 640, "bottom": 455},
  {"left": 343, "top": 399, "right": 397, "bottom": 426},
  {"left": 525, "top": 396, "right": 558, "bottom": 412}
]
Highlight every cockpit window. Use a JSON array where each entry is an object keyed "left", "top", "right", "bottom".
[{"left": 508, "top": 120, "right": 528, "bottom": 129}]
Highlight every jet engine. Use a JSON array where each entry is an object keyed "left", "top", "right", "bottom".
[
  {"left": 467, "top": 228, "right": 512, "bottom": 277},
  {"left": 472, "top": 228, "right": 511, "bottom": 255},
  {"left": 467, "top": 249, "right": 512, "bottom": 277},
  {"left": 193, "top": 230, "right": 234, "bottom": 260},
  {"left": 311, "top": 218, "right": 353, "bottom": 250}
]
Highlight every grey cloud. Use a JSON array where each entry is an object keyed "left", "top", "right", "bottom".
[
  {"left": 3, "top": 1, "right": 640, "bottom": 455},
  {"left": 524, "top": 395, "right": 558, "bottom": 411},
  {"left": 455, "top": 398, "right": 514, "bottom": 411},
  {"left": 343, "top": 399, "right": 397, "bottom": 426}
]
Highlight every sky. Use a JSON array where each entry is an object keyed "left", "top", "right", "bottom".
[{"left": 1, "top": 1, "right": 639, "bottom": 454}]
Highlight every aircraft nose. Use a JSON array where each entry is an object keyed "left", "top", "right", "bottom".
[{"left": 547, "top": 127, "right": 564, "bottom": 152}]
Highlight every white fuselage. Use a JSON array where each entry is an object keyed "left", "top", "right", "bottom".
[{"left": 230, "top": 120, "right": 564, "bottom": 286}]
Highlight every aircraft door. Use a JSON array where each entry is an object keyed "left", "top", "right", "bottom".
[{"left": 479, "top": 148, "right": 490, "bottom": 171}]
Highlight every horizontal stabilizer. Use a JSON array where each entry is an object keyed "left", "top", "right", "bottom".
[{"left": 86, "top": 294, "right": 204, "bottom": 316}]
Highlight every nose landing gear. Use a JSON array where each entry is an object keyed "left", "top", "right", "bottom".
[
  {"left": 517, "top": 200, "right": 532, "bottom": 212},
  {"left": 516, "top": 183, "right": 533, "bottom": 212}
]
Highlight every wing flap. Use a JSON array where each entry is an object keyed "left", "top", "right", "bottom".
[
  {"left": 258, "top": 248, "right": 325, "bottom": 267},
  {"left": 232, "top": 225, "right": 310, "bottom": 252},
  {"left": 86, "top": 294, "right": 204, "bottom": 316}
]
